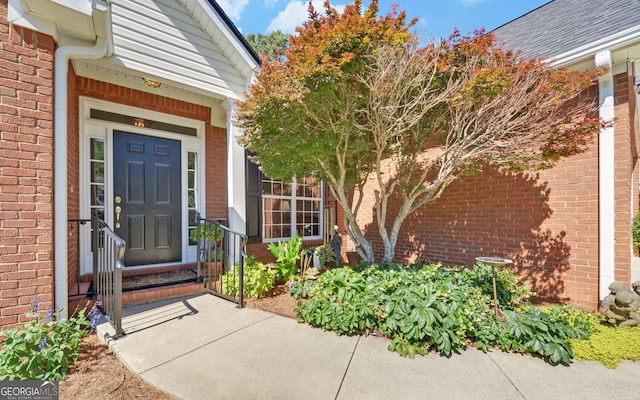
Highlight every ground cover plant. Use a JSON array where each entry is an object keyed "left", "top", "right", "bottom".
[
  {"left": 570, "top": 322, "right": 640, "bottom": 368},
  {"left": 293, "top": 262, "right": 595, "bottom": 365}
]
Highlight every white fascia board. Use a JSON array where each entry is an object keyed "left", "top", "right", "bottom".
[
  {"left": 8, "top": 0, "right": 108, "bottom": 43},
  {"left": 550, "top": 25, "right": 640, "bottom": 68},
  {"left": 8, "top": 0, "right": 58, "bottom": 38},
  {"left": 49, "top": 0, "right": 92, "bottom": 16}
]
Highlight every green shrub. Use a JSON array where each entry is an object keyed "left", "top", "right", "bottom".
[
  {"left": 296, "top": 267, "right": 377, "bottom": 335},
  {"left": 497, "top": 307, "right": 593, "bottom": 365},
  {"left": 0, "top": 300, "right": 101, "bottom": 380},
  {"left": 287, "top": 278, "right": 315, "bottom": 299},
  {"left": 296, "top": 262, "right": 588, "bottom": 365},
  {"left": 222, "top": 257, "right": 277, "bottom": 298},
  {"left": 571, "top": 323, "right": 640, "bottom": 368}
]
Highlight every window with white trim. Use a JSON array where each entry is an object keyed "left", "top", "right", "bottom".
[
  {"left": 187, "top": 151, "right": 199, "bottom": 245},
  {"left": 89, "top": 138, "right": 105, "bottom": 220},
  {"left": 262, "top": 175, "right": 322, "bottom": 241}
]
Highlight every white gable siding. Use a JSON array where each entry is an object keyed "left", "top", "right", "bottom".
[
  {"left": 178, "top": 0, "right": 255, "bottom": 78},
  {"left": 107, "top": 0, "right": 250, "bottom": 100}
]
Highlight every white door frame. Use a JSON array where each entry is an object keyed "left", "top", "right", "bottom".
[{"left": 79, "top": 97, "right": 207, "bottom": 272}]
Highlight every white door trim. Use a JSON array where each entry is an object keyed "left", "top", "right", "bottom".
[{"left": 79, "top": 97, "right": 207, "bottom": 273}]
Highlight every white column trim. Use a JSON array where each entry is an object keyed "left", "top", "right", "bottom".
[
  {"left": 223, "top": 98, "right": 247, "bottom": 236},
  {"left": 596, "top": 50, "right": 616, "bottom": 300}
]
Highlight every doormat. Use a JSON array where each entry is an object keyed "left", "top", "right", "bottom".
[{"left": 122, "top": 269, "right": 198, "bottom": 292}]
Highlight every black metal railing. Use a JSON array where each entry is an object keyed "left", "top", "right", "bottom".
[
  {"left": 196, "top": 215, "right": 247, "bottom": 307},
  {"left": 68, "top": 217, "right": 125, "bottom": 336}
]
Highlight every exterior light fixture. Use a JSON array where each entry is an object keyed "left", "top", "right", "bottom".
[{"left": 142, "top": 78, "right": 161, "bottom": 88}]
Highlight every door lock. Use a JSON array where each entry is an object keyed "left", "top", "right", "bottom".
[{"left": 115, "top": 206, "right": 121, "bottom": 229}]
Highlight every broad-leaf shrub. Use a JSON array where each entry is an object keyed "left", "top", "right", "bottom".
[
  {"left": 222, "top": 257, "right": 277, "bottom": 298},
  {"left": 267, "top": 234, "right": 303, "bottom": 282},
  {"left": 295, "top": 262, "right": 592, "bottom": 364},
  {"left": 288, "top": 278, "right": 315, "bottom": 299},
  {"left": 0, "top": 300, "right": 101, "bottom": 380}
]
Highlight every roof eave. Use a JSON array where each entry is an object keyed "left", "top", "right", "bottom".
[{"left": 549, "top": 24, "right": 640, "bottom": 68}]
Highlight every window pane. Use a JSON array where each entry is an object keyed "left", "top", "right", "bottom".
[
  {"left": 188, "top": 190, "right": 196, "bottom": 208},
  {"left": 188, "top": 228, "right": 197, "bottom": 246},
  {"left": 91, "top": 162, "right": 104, "bottom": 183},
  {"left": 91, "top": 184, "right": 104, "bottom": 206},
  {"left": 262, "top": 180, "right": 272, "bottom": 195},
  {"left": 188, "top": 152, "right": 196, "bottom": 169},
  {"left": 273, "top": 181, "right": 282, "bottom": 196},
  {"left": 93, "top": 208, "right": 105, "bottom": 220},
  {"left": 188, "top": 171, "right": 195, "bottom": 188},
  {"left": 273, "top": 211, "right": 282, "bottom": 224},
  {"left": 90, "top": 138, "right": 104, "bottom": 160},
  {"left": 283, "top": 182, "right": 292, "bottom": 196}
]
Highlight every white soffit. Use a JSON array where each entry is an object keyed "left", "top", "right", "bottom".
[
  {"left": 9, "top": 0, "right": 97, "bottom": 43},
  {"left": 551, "top": 25, "right": 640, "bottom": 71}
]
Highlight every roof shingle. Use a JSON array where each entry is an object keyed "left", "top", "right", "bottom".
[{"left": 492, "top": 0, "right": 640, "bottom": 59}]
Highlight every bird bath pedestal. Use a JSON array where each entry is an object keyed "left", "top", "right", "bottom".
[{"left": 475, "top": 257, "right": 513, "bottom": 317}]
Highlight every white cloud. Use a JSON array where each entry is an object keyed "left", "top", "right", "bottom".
[
  {"left": 267, "top": 0, "right": 345, "bottom": 34},
  {"left": 264, "top": 0, "right": 280, "bottom": 8},
  {"left": 216, "top": 0, "right": 249, "bottom": 21}
]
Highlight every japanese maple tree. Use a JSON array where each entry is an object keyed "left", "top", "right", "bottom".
[{"left": 237, "top": 0, "right": 601, "bottom": 263}]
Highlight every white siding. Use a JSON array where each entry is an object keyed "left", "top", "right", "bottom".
[{"left": 107, "top": 0, "right": 252, "bottom": 100}]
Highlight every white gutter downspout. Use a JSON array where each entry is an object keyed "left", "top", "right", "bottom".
[
  {"left": 54, "top": 4, "right": 113, "bottom": 319},
  {"left": 596, "top": 50, "right": 616, "bottom": 301}
]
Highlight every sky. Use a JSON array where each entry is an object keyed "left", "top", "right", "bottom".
[{"left": 220, "top": 0, "right": 552, "bottom": 40}]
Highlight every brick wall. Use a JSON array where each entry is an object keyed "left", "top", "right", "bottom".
[
  {"left": 612, "top": 73, "right": 635, "bottom": 286},
  {"left": 346, "top": 78, "right": 637, "bottom": 310},
  {"left": 205, "top": 126, "right": 228, "bottom": 219},
  {"left": 0, "top": 0, "right": 55, "bottom": 327}
]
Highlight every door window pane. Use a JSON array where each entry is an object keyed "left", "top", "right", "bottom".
[
  {"left": 187, "top": 152, "right": 199, "bottom": 245},
  {"left": 89, "top": 138, "right": 105, "bottom": 219}
]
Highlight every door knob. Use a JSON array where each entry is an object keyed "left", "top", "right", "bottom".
[{"left": 115, "top": 206, "right": 121, "bottom": 229}]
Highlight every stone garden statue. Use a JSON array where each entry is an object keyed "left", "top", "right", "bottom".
[
  {"left": 330, "top": 225, "right": 341, "bottom": 267},
  {"left": 600, "top": 281, "right": 640, "bottom": 327}
]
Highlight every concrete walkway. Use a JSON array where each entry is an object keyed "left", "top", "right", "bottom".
[{"left": 97, "top": 294, "right": 639, "bottom": 400}]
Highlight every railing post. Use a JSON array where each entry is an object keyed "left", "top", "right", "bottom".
[
  {"left": 114, "top": 246, "right": 124, "bottom": 337},
  {"left": 196, "top": 212, "right": 201, "bottom": 283},
  {"left": 91, "top": 218, "right": 98, "bottom": 298},
  {"left": 238, "top": 246, "right": 244, "bottom": 308}
]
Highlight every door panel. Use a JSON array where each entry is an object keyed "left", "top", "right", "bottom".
[{"left": 114, "top": 131, "right": 182, "bottom": 266}]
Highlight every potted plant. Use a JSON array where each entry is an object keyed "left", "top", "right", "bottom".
[
  {"left": 190, "top": 222, "right": 222, "bottom": 246},
  {"left": 314, "top": 244, "right": 335, "bottom": 268},
  {"left": 190, "top": 222, "right": 224, "bottom": 276}
]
